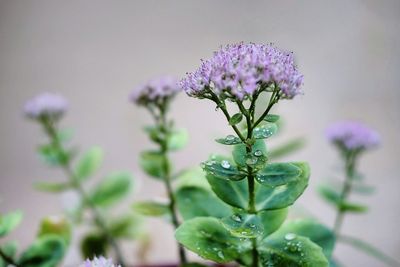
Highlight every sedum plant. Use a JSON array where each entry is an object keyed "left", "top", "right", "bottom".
[
  {"left": 175, "top": 43, "right": 334, "bottom": 267},
  {"left": 130, "top": 76, "right": 190, "bottom": 264},
  {"left": 320, "top": 121, "right": 399, "bottom": 266},
  {"left": 24, "top": 93, "right": 140, "bottom": 266},
  {"left": 0, "top": 209, "right": 68, "bottom": 267}
]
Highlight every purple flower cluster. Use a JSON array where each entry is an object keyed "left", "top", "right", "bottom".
[
  {"left": 24, "top": 93, "right": 68, "bottom": 120},
  {"left": 326, "top": 121, "right": 380, "bottom": 151},
  {"left": 80, "top": 256, "right": 120, "bottom": 267},
  {"left": 180, "top": 43, "right": 303, "bottom": 100},
  {"left": 130, "top": 76, "right": 180, "bottom": 106}
]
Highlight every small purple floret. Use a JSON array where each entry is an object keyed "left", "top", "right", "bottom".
[
  {"left": 80, "top": 256, "right": 121, "bottom": 267},
  {"left": 130, "top": 76, "right": 180, "bottom": 105},
  {"left": 326, "top": 121, "right": 380, "bottom": 151},
  {"left": 24, "top": 93, "right": 68, "bottom": 120},
  {"left": 180, "top": 43, "right": 303, "bottom": 100}
]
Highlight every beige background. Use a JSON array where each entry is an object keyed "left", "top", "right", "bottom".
[{"left": 0, "top": 1, "right": 399, "bottom": 266}]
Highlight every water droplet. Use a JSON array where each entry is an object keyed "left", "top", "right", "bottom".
[
  {"left": 221, "top": 160, "right": 231, "bottom": 169},
  {"left": 246, "top": 157, "right": 257, "bottom": 165},
  {"left": 285, "top": 233, "right": 297, "bottom": 241},
  {"left": 217, "top": 251, "right": 225, "bottom": 259},
  {"left": 206, "top": 161, "right": 213, "bottom": 166},
  {"left": 231, "top": 214, "right": 242, "bottom": 222},
  {"left": 254, "top": 150, "right": 263, "bottom": 157},
  {"left": 225, "top": 135, "right": 235, "bottom": 143}
]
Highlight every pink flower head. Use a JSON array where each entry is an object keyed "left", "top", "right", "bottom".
[
  {"left": 24, "top": 93, "right": 68, "bottom": 120},
  {"left": 181, "top": 43, "right": 303, "bottom": 100},
  {"left": 326, "top": 121, "right": 380, "bottom": 151},
  {"left": 130, "top": 76, "right": 180, "bottom": 106}
]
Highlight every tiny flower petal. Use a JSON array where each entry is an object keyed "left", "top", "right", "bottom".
[
  {"left": 326, "top": 121, "right": 380, "bottom": 151},
  {"left": 79, "top": 256, "right": 121, "bottom": 267}
]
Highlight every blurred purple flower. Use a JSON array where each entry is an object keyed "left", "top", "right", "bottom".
[
  {"left": 24, "top": 93, "right": 68, "bottom": 120},
  {"left": 180, "top": 43, "right": 303, "bottom": 100},
  {"left": 326, "top": 121, "right": 380, "bottom": 151},
  {"left": 80, "top": 256, "right": 120, "bottom": 267},
  {"left": 130, "top": 76, "right": 180, "bottom": 105}
]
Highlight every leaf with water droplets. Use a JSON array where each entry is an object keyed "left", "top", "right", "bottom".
[
  {"left": 220, "top": 212, "right": 264, "bottom": 238},
  {"left": 255, "top": 162, "right": 310, "bottom": 211},
  {"left": 175, "top": 217, "right": 251, "bottom": 263},
  {"left": 259, "top": 228, "right": 329, "bottom": 267},
  {"left": 202, "top": 156, "right": 246, "bottom": 182},
  {"left": 256, "top": 163, "right": 302, "bottom": 187},
  {"left": 259, "top": 208, "right": 288, "bottom": 237},
  {"left": 229, "top": 113, "right": 244, "bottom": 125},
  {"left": 253, "top": 123, "right": 278, "bottom": 139},
  {"left": 175, "top": 186, "right": 231, "bottom": 220},
  {"left": 263, "top": 114, "right": 280, "bottom": 123},
  {"left": 232, "top": 139, "right": 267, "bottom": 167},
  {"left": 215, "top": 135, "right": 243, "bottom": 145},
  {"left": 276, "top": 219, "right": 336, "bottom": 259}
]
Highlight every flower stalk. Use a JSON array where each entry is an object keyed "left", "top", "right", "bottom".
[{"left": 39, "top": 118, "right": 126, "bottom": 266}]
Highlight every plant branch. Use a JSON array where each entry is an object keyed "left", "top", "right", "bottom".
[
  {"left": 0, "top": 248, "right": 19, "bottom": 267},
  {"left": 333, "top": 151, "right": 356, "bottom": 235},
  {"left": 155, "top": 104, "right": 187, "bottom": 265},
  {"left": 41, "top": 119, "right": 126, "bottom": 266}
]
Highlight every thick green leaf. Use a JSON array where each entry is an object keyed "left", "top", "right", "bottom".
[
  {"left": 268, "top": 138, "right": 306, "bottom": 160},
  {"left": 0, "top": 241, "right": 18, "bottom": 267},
  {"left": 255, "top": 162, "right": 310, "bottom": 211},
  {"left": 207, "top": 162, "right": 309, "bottom": 211},
  {"left": 75, "top": 147, "right": 103, "bottom": 182},
  {"left": 339, "top": 202, "right": 368, "bottom": 213},
  {"left": 220, "top": 212, "right": 263, "bottom": 238},
  {"left": 229, "top": 113, "right": 243, "bottom": 125},
  {"left": 37, "top": 144, "right": 69, "bottom": 166},
  {"left": 258, "top": 232, "right": 329, "bottom": 267},
  {"left": 232, "top": 139, "right": 267, "bottom": 167},
  {"left": 176, "top": 186, "right": 231, "bottom": 220},
  {"left": 139, "top": 150, "right": 168, "bottom": 179},
  {"left": 18, "top": 235, "right": 66, "bottom": 267},
  {"left": 37, "top": 216, "right": 72, "bottom": 244},
  {"left": 318, "top": 185, "right": 341, "bottom": 205},
  {"left": 91, "top": 172, "right": 132, "bottom": 207},
  {"left": 256, "top": 162, "right": 302, "bottom": 187},
  {"left": 259, "top": 208, "right": 288, "bottom": 237},
  {"left": 276, "top": 219, "right": 335, "bottom": 259},
  {"left": 206, "top": 175, "right": 249, "bottom": 209},
  {"left": 109, "top": 214, "right": 143, "bottom": 239},
  {"left": 33, "top": 181, "right": 71, "bottom": 193},
  {"left": 175, "top": 217, "right": 251, "bottom": 263},
  {"left": 263, "top": 114, "right": 280, "bottom": 123},
  {"left": 318, "top": 185, "right": 368, "bottom": 213},
  {"left": 215, "top": 135, "right": 242, "bottom": 145},
  {"left": 253, "top": 123, "right": 278, "bottom": 139},
  {"left": 132, "top": 201, "right": 169, "bottom": 217},
  {"left": 0, "top": 210, "right": 23, "bottom": 237},
  {"left": 80, "top": 233, "right": 107, "bottom": 259},
  {"left": 168, "top": 128, "right": 189, "bottom": 151},
  {"left": 202, "top": 155, "right": 246, "bottom": 181}
]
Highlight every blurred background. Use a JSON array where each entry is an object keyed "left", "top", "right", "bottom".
[{"left": 0, "top": 0, "right": 399, "bottom": 266}]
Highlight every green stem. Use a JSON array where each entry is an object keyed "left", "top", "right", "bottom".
[
  {"left": 252, "top": 87, "right": 279, "bottom": 130},
  {"left": 41, "top": 119, "right": 126, "bottom": 266},
  {"left": 158, "top": 105, "right": 187, "bottom": 265},
  {"left": 0, "top": 248, "right": 19, "bottom": 267},
  {"left": 333, "top": 152, "right": 356, "bottom": 236}
]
